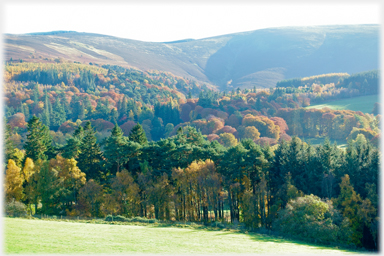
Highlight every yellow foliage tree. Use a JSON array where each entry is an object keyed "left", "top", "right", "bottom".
[
  {"left": 22, "top": 157, "right": 35, "bottom": 183},
  {"left": 219, "top": 133, "right": 237, "bottom": 147},
  {"left": 5, "top": 159, "right": 24, "bottom": 202},
  {"left": 111, "top": 169, "right": 141, "bottom": 217}
]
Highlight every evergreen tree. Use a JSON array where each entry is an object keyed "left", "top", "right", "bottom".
[
  {"left": 51, "top": 99, "right": 66, "bottom": 130},
  {"left": 24, "top": 116, "right": 54, "bottom": 162},
  {"left": 129, "top": 124, "right": 148, "bottom": 145},
  {"left": 62, "top": 126, "right": 84, "bottom": 159},
  {"left": 77, "top": 121, "right": 103, "bottom": 181},
  {"left": 5, "top": 121, "right": 16, "bottom": 164},
  {"left": 104, "top": 124, "right": 141, "bottom": 175}
]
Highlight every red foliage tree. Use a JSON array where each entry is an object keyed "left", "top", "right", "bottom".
[
  {"left": 206, "top": 134, "right": 220, "bottom": 142},
  {"left": 120, "top": 121, "right": 137, "bottom": 136},
  {"left": 8, "top": 113, "right": 27, "bottom": 129},
  {"left": 58, "top": 121, "right": 79, "bottom": 134}
]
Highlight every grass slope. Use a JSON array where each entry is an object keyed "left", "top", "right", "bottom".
[
  {"left": 306, "top": 94, "right": 379, "bottom": 113},
  {"left": 5, "top": 217, "right": 360, "bottom": 254}
]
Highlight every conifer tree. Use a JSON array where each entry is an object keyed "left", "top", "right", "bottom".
[
  {"left": 5, "top": 122, "right": 16, "bottom": 164},
  {"left": 104, "top": 124, "right": 141, "bottom": 175},
  {"left": 129, "top": 124, "right": 148, "bottom": 145},
  {"left": 51, "top": 99, "right": 66, "bottom": 129},
  {"left": 24, "top": 116, "right": 54, "bottom": 161},
  {"left": 62, "top": 126, "right": 84, "bottom": 159},
  {"left": 78, "top": 121, "right": 103, "bottom": 181}
]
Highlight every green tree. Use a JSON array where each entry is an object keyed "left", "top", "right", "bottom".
[
  {"left": 24, "top": 116, "right": 55, "bottom": 161},
  {"left": 103, "top": 124, "right": 141, "bottom": 175},
  {"left": 62, "top": 126, "right": 84, "bottom": 159},
  {"left": 129, "top": 124, "right": 148, "bottom": 145},
  {"left": 77, "top": 121, "right": 103, "bottom": 181}
]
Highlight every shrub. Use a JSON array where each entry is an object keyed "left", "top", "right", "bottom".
[
  {"left": 6, "top": 199, "right": 27, "bottom": 217},
  {"left": 273, "top": 195, "right": 352, "bottom": 246},
  {"left": 104, "top": 215, "right": 157, "bottom": 223},
  {"left": 130, "top": 217, "right": 157, "bottom": 223},
  {"left": 105, "top": 215, "right": 127, "bottom": 222}
]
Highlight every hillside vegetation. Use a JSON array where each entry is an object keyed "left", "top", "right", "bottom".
[{"left": 5, "top": 24, "right": 379, "bottom": 89}]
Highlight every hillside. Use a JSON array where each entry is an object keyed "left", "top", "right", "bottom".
[{"left": 5, "top": 24, "right": 379, "bottom": 90}]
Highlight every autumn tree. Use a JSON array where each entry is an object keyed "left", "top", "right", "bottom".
[
  {"left": 219, "top": 133, "right": 237, "bottom": 148},
  {"left": 111, "top": 169, "right": 141, "bottom": 217},
  {"left": 5, "top": 160, "right": 24, "bottom": 202},
  {"left": 77, "top": 179, "right": 104, "bottom": 217}
]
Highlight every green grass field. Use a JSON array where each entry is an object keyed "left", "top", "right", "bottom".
[
  {"left": 300, "top": 137, "right": 347, "bottom": 149},
  {"left": 306, "top": 94, "right": 379, "bottom": 113},
  {"left": 5, "top": 217, "right": 362, "bottom": 254}
]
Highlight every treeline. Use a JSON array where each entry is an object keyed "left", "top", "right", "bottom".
[
  {"left": 275, "top": 70, "right": 379, "bottom": 98},
  {"left": 5, "top": 116, "right": 379, "bottom": 250},
  {"left": 337, "top": 70, "right": 379, "bottom": 95},
  {"left": 276, "top": 73, "right": 349, "bottom": 88},
  {"left": 277, "top": 108, "right": 380, "bottom": 144}
]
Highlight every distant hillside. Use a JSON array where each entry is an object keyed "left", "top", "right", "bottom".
[{"left": 5, "top": 24, "right": 379, "bottom": 90}]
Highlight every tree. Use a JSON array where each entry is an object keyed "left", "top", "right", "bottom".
[
  {"left": 111, "top": 169, "right": 140, "bottom": 217},
  {"left": 22, "top": 157, "right": 35, "bottom": 184},
  {"left": 5, "top": 122, "right": 16, "bottom": 164},
  {"left": 62, "top": 126, "right": 84, "bottom": 159},
  {"left": 103, "top": 124, "right": 141, "bottom": 175},
  {"left": 34, "top": 161, "right": 61, "bottom": 214},
  {"left": 219, "top": 133, "right": 237, "bottom": 148},
  {"left": 333, "top": 174, "right": 364, "bottom": 246},
  {"left": 129, "top": 124, "right": 148, "bottom": 145},
  {"left": 50, "top": 99, "right": 66, "bottom": 130},
  {"left": 48, "top": 155, "right": 86, "bottom": 210},
  {"left": 24, "top": 115, "right": 54, "bottom": 161},
  {"left": 77, "top": 121, "right": 103, "bottom": 181},
  {"left": 5, "top": 160, "right": 24, "bottom": 202},
  {"left": 77, "top": 179, "right": 104, "bottom": 217}
]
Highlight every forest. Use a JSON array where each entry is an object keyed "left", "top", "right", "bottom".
[{"left": 4, "top": 62, "right": 380, "bottom": 250}]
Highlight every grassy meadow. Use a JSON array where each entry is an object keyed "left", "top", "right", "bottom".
[
  {"left": 4, "top": 217, "right": 363, "bottom": 255},
  {"left": 305, "top": 94, "right": 379, "bottom": 113},
  {"left": 300, "top": 137, "right": 348, "bottom": 149}
]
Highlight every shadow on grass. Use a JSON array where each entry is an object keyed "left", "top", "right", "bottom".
[{"left": 146, "top": 222, "right": 363, "bottom": 254}]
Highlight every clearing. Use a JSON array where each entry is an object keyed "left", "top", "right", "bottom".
[{"left": 305, "top": 94, "right": 379, "bottom": 113}]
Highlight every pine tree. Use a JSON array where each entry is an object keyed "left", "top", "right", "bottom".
[
  {"left": 129, "top": 124, "right": 148, "bottom": 145},
  {"left": 5, "top": 122, "right": 16, "bottom": 164},
  {"left": 40, "top": 91, "right": 51, "bottom": 127},
  {"left": 77, "top": 121, "right": 103, "bottom": 181},
  {"left": 104, "top": 124, "right": 140, "bottom": 175},
  {"left": 62, "top": 126, "right": 84, "bottom": 159},
  {"left": 24, "top": 116, "right": 54, "bottom": 161},
  {"left": 51, "top": 99, "right": 66, "bottom": 129}
]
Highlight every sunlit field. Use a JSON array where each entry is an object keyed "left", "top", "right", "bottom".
[
  {"left": 305, "top": 94, "right": 379, "bottom": 113},
  {"left": 5, "top": 217, "right": 362, "bottom": 254}
]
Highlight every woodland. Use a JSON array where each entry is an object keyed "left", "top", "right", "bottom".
[{"left": 4, "top": 61, "right": 380, "bottom": 250}]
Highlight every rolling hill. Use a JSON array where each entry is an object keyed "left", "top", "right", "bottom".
[{"left": 5, "top": 24, "right": 379, "bottom": 90}]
